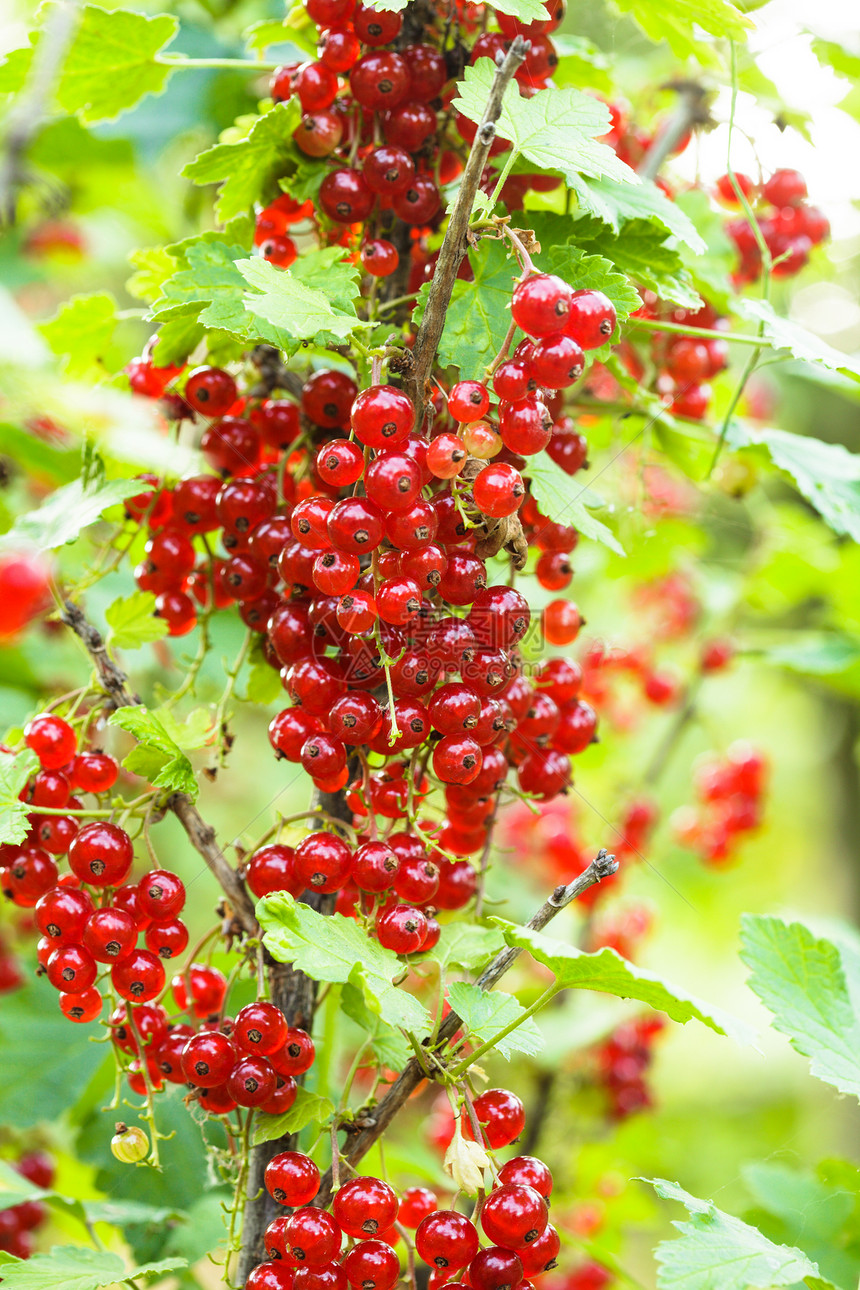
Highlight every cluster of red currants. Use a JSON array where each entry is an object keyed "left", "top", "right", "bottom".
[
  {"left": 716, "top": 168, "right": 829, "bottom": 284},
  {"left": 247, "top": 1088, "right": 562, "bottom": 1290},
  {"left": 594, "top": 1015, "right": 666, "bottom": 1120},
  {"left": 0, "top": 1150, "right": 54, "bottom": 1261},
  {"left": 1, "top": 712, "right": 194, "bottom": 1028},
  {"left": 109, "top": 976, "right": 314, "bottom": 1116},
  {"left": 671, "top": 742, "right": 767, "bottom": 866}
]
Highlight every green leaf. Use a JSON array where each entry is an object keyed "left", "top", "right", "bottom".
[
  {"left": 446, "top": 982, "right": 543, "bottom": 1059},
  {"left": 432, "top": 923, "right": 506, "bottom": 973},
  {"left": 183, "top": 101, "right": 302, "bottom": 221},
  {"left": 252, "top": 1087, "right": 335, "bottom": 1146},
  {"left": 646, "top": 1179, "right": 830, "bottom": 1290},
  {"left": 0, "top": 423, "right": 80, "bottom": 486},
  {"left": 0, "top": 1246, "right": 186, "bottom": 1290},
  {"left": 127, "top": 246, "right": 177, "bottom": 305},
  {"left": 108, "top": 705, "right": 198, "bottom": 799},
  {"left": 725, "top": 423, "right": 860, "bottom": 543},
  {"left": 672, "top": 190, "right": 735, "bottom": 310},
  {"left": 542, "top": 247, "right": 643, "bottom": 328},
  {"left": 570, "top": 175, "right": 706, "bottom": 253},
  {"left": 0, "top": 976, "right": 109, "bottom": 1127},
  {"left": 553, "top": 214, "right": 701, "bottom": 311},
  {"left": 0, "top": 6, "right": 179, "bottom": 125},
  {"left": 0, "top": 474, "right": 139, "bottom": 552},
  {"left": 105, "top": 591, "right": 169, "bottom": 651},
  {"left": 734, "top": 298, "right": 860, "bottom": 384},
  {"left": 243, "top": 19, "right": 295, "bottom": 53},
  {"left": 151, "top": 310, "right": 206, "bottom": 367},
  {"left": 259, "top": 893, "right": 431, "bottom": 1032},
  {"left": 486, "top": 0, "right": 549, "bottom": 19},
  {"left": 280, "top": 158, "right": 330, "bottom": 204},
  {"left": 453, "top": 61, "right": 634, "bottom": 188},
  {"left": 238, "top": 254, "right": 362, "bottom": 348},
  {"left": 37, "top": 293, "right": 117, "bottom": 379},
  {"left": 742, "top": 1160, "right": 856, "bottom": 1247},
  {"left": 340, "top": 984, "right": 412, "bottom": 1070},
  {"left": 740, "top": 914, "right": 860, "bottom": 1100},
  {"left": 757, "top": 634, "right": 860, "bottom": 678},
  {"left": 243, "top": 638, "right": 283, "bottom": 704},
  {"left": 609, "top": 0, "right": 752, "bottom": 61},
  {"left": 0, "top": 749, "right": 38, "bottom": 846},
  {"left": 525, "top": 455, "right": 625, "bottom": 556},
  {"left": 151, "top": 240, "right": 250, "bottom": 327},
  {"left": 415, "top": 237, "right": 516, "bottom": 376},
  {"left": 491, "top": 921, "right": 757, "bottom": 1045}
]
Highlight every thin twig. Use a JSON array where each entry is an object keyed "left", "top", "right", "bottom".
[
  {"left": 315, "top": 849, "right": 617, "bottom": 1204},
  {"left": 406, "top": 37, "right": 528, "bottom": 417},
  {"left": 60, "top": 600, "right": 259, "bottom": 937},
  {"left": 636, "top": 81, "right": 710, "bottom": 183}
]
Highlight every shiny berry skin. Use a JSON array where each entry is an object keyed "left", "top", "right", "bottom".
[
  {"left": 531, "top": 334, "right": 584, "bottom": 388},
  {"left": 376, "top": 903, "right": 428, "bottom": 954},
  {"left": 328, "top": 497, "right": 385, "bottom": 554},
  {"left": 432, "top": 734, "right": 482, "bottom": 785},
  {"left": 383, "top": 101, "right": 436, "bottom": 151},
  {"left": 68, "top": 822, "right": 133, "bottom": 888},
  {"left": 351, "top": 385, "right": 414, "bottom": 449},
  {"left": 376, "top": 577, "right": 422, "bottom": 625},
  {"left": 60, "top": 987, "right": 103, "bottom": 1024},
  {"left": 69, "top": 753, "right": 117, "bottom": 796},
  {"left": 333, "top": 1176, "right": 398, "bottom": 1238},
  {"left": 449, "top": 380, "right": 490, "bottom": 422},
  {"left": 137, "top": 869, "right": 185, "bottom": 921},
  {"left": 542, "top": 599, "right": 582, "bottom": 646},
  {"left": 46, "top": 943, "right": 97, "bottom": 992},
  {"left": 111, "top": 949, "right": 166, "bottom": 1004},
  {"left": 361, "top": 239, "right": 399, "bottom": 277},
  {"left": 564, "top": 289, "right": 617, "bottom": 349},
  {"left": 269, "top": 709, "right": 322, "bottom": 762},
  {"left": 365, "top": 452, "right": 421, "bottom": 512},
  {"left": 469, "top": 1246, "right": 524, "bottom": 1290},
  {"left": 293, "top": 831, "right": 352, "bottom": 893},
  {"left": 318, "top": 27, "right": 361, "bottom": 74},
  {"left": 329, "top": 693, "right": 382, "bottom": 745},
  {"left": 481, "top": 1184, "right": 548, "bottom": 1249},
  {"left": 246, "top": 1262, "right": 296, "bottom": 1290},
  {"left": 511, "top": 274, "right": 572, "bottom": 337},
  {"left": 293, "top": 60, "right": 339, "bottom": 111},
  {"left": 385, "top": 499, "right": 438, "bottom": 549},
  {"left": 261, "top": 234, "right": 298, "bottom": 267},
  {"left": 763, "top": 167, "right": 807, "bottom": 207},
  {"left": 145, "top": 917, "right": 189, "bottom": 960},
  {"left": 464, "top": 1088, "right": 526, "bottom": 1148},
  {"left": 234, "top": 1001, "right": 289, "bottom": 1056},
  {"left": 351, "top": 839, "right": 399, "bottom": 892},
  {"left": 303, "top": 370, "right": 359, "bottom": 428},
  {"left": 392, "top": 173, "right": 441, "bottom": 224},
  {"left": 429, "top": 682, "right": 481, "bottom": 734},
  {"left": 271, "top": 1026, "right": 316, "bottom": 1076},
  {"left": 245, "top": 844, "right": 301, "bottom": 900},
  {"left": 227, "top": 1055, "right": 278, "bottom": 1107},
  {"left": 498, "top": 1156, "right": 553, "bottom": 1199},
  {"left": 500, "top": 399, "right": 552, "bottom": 455},
  {"left": 344, "top": 1239, "right": 401, "bottom": 1290},
  {"left": 473, "top": 463, "right": 525, "bottom": 518},
  {"left": 350, "top": 52, "right": 409, "bottom": 111},
  {"left": 518, "top": 1224, "right": 561, "bottom": 1276},
  {"left": 313, "top": 550, "right": 360, "bottom": 596},
  {"left": 24, "top": 714, "right": 76, "bottom": 769},
  {"left": 181, "top": 1031, "right": 237, "bottom": 1087},
  {"left": 353, "top": 2, "right": 402, "bottom": 44},
  {"left": 517, "top": 748, "right": 571, "bottom": 799},
  {"left": 398, "top": 1187, "right": 437, "bottom": 1228},
  {"left": 200, "top": 418, "right": 262, "bottom": 476},
  {"left": 301, "top": 731, "right": 348, "bottom": 781},
  {"left": 320, "top": 169, "right": 375, "bottom": 224},
  {"left": 266, "top": 1151, "right": 321, "bottom": 1207},
  {"left": 494, "top": 361, "right": 534, "bottom": 402},
  {"left": 393, "top": 855, "right": 438, "bottom": 904},
  {"left": 427, "top": 433, "right": 467, "bottom": 479},
  {"left": 363, "top": 146, "right": 415, "bottom": 196},
  {"left": 284, "top": 1207, "right": 342, "bottom": 1266},
  {"left": 416, "top": 1211, "right": 479, "bottom": 1270},
  {"left": 184, "top": 366, "right": 238, "bottom": 416},
  {"left": 35, "top": 885, "right": 93, "bottom": 941},
  {"left": 316, "top": 439, "right": 365, "bottom": 487},
  {"left": 83, "top": 907, "right": 137, "bottom": 962}
]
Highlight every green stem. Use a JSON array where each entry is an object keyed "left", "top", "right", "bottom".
[
  {"left": 486, "top": 148, "right": 520, "bottom": 211},
  {"left": 156, "top": 55, "right": 283, "bottom": 71},
  {"left": 629, "top": 317, "right": 772, "bottom": 347},
  {"left": 447, "top": 983, "right": 561, "bottom": 1078}
]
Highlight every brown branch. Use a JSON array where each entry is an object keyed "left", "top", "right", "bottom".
[
  {"left": 315, "top": 848, "right": 618, "bottom": 1205},
  {"left": 406, "top": 37, "right": 528, "bottom": 416},
  {"left": 637, "top": 82, "right": 710, "bottom": 183},
  {"left": 61, "top": 599, "right": 259, "bottom": 937}
]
